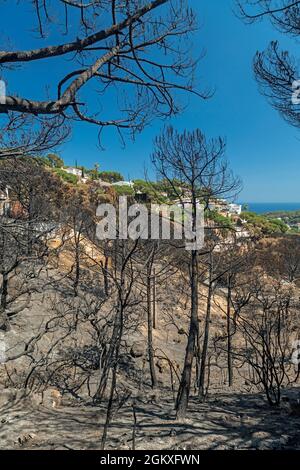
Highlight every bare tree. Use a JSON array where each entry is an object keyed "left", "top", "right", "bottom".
[
  {"left": 137, "top": 238, "right": 177, "bottom": 389},
  {"left": 237, "top": 1, "right": 300, "bottom": 128},
  {"left": 0, "top": 0, "right": 206, "bottom": 138},
  {"left": 0, "top": 114, "right": 69, "bottom": 160},
  {"left": 236, "top": 278, "right": 299, "bottom": 406},
  {"left": 212, "top": 240, "right": 255, "bottom": 388},
  {"left": 151, "top": 126, "right": 241, "bottom": 418},
  {"left": 99, "top": 238, "right": 141, "bottom": 449},
  {"left": 0, "top": 158, "right": 65, "bottom": 330}
]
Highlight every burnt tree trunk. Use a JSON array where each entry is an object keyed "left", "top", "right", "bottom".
[
  {"left": 73, "top": 229, "right": 81, "bottom": 297},
  {"left": 0, "top": 272, "right": 9, "bottom": 331},
  {"left": 226, "top": 277, "right": 233, "bottom": 387},
  {"left": 198, "top": 256, "right": 214, "bottom": 399},
  {"left": 152, "top": 267, "right": 157, "bottom": 329},
  {"left": 103, "top": 255, "right": 109, "bottom": 296},
  {"left": 147, "top": 262, "right": 157, "bottom": 388},
  {"left": 100, "top": 304, "right": 123, "bottom": 449},
  {"left": 176, "top": 248, "right": 199, "bottom": 419}
]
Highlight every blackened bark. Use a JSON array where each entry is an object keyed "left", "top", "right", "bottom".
[
  {"left": 152, "top": 267, "right": 157, "bottom": 329},
  {"left": 147, "top": 263, "right": 157, "bottom": 388},
  {"left": 226, "top": 279, "right": 233, "bottom": 387},
  {"left": 198, "top": 263, "right": 213, "bottom": 398},
  {"left": 176, "top": 248, "right": 198, "bottom": 419}
]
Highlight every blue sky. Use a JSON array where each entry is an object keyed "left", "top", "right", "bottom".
[{"left": 1, "top": 0, "right": 300, "bottom": 202}]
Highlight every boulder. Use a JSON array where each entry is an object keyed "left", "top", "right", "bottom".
[{"left": 130, "top": 343, "right": 145, "bottom": 358}]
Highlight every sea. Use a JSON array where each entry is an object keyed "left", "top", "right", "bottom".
[{"left": 242, "top": 203, "right": 300, "bottom": 214}]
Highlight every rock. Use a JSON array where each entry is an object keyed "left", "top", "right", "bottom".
[
  {"left": 252, "top": 431, "right": 271, "bottom": 440},
  {"left": 130, "top": 343, "right": 145, "bottom": 358},
  {"left": 156, "top": 358, "right": 167, "bottom": 374},
  {"left": 16, "top": 433, "right": 36, "bottom": 447},
  {"left": 251, "top": 431, "right": 274, "bottom": 450},
  {"left": 279, "top": 435, "right": 290, "bottom": 446}
]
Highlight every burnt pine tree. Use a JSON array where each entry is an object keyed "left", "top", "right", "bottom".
[
  {"left": 151, "top": 127, "right": 241, "bottom": 418},
  {"left": 237, "top": 0, "right": 300, "bottom": 129},
  {"left": 0, "top": 1, "right": 207, "bottom": 137}
]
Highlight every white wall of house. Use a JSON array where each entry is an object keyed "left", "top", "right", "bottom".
[
  {"left": 63, "top": 167, "right": 82, "bottom": 177},
  {"left": 0, "top": 187, "right": 10, "bottom": 216},
  {"left": 228, "top": 203, "right": 242, "bottom": 215},
  {"left": 111, "top": 181, "right": 134, "bottom": 188}
]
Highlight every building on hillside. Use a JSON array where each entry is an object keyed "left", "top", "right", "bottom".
[
  {"left": 208, "top": 199, "right": 242, "bottom": 217},
  {"left": 228, "top": 203, "right": 242, "bottom": 216},
  {"left": 208, "top": 198, "right": 229, "bottom": 215},
  {"left": 174, "top": 197, "right": 208, "bottom": 207},
  {"left": 63, "top": 167, "right": 83, "bottom": 178},
  {"left": 0, "top": 187, "right": 28, "bottom": 219},
  {"left": 0, "top": 187, "right": 10, "bottom": 216},
  {"left": 111, "top": 180, "right": 134, "bottom": 188}
]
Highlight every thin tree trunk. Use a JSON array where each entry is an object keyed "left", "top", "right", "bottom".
[
  {"left": 176, "top": 248, "right": 198, "bottom": 419},
  {"left": 132, "top": 403, "right": 137, "bottom": 451},
  {"left": 147, "top": 264, "right": 157, "bottom": 388},
  {"left": 103, "top": 255, "right": 109, "bottom": 296},
  {"left": 226, "top": 279, "right": 233, "bottom": 387},
  {"left": 27, "top": 187, "right": 34, "bottom": 256},
  {"left": 95, "top": 309, "right": 120, "bottom": 401},
  {"left": 100, "top": 351, "right": 118, "bottom": 450},
  {"left": 0, "top": 272, "right": 10, "bottom": 331},
  {"left": 198, "top": 272, "right": 213, "bottom": 398},
  {"left": 152, "top": 267, "right": 157, "bottom": 329},
  {"left": 100, "top": 290, "right": 125, "bottom": 447},
  {"left": 73, "top": 237, "right": 80, "bottom": 297},
  {"left": 1, "top": 272, "right": 8, "bottom": 310}
]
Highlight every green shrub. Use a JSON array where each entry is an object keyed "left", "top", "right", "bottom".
[{"left": 54, "top": 168, "right": 78, "bottom": 185}]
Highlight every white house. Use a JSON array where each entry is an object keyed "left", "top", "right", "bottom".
[
  {"left": 228, "top": 203, "right": 242, "bottom": 216},
  {"left": 63, "top": 167, "right": 83, "bottom": 178},
  {"left": 208, "top": 198, "right": 229, "bottom": 214},
  {"left": 111, "top": 180, "right": 134, "bottom": 188},
  {"left": 0, "top": 187, "right": 10, "bottom": 216}
]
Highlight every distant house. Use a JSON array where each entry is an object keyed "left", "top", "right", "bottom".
[
  {"left": 63, "top": 167, "right": 83, "bottom": 178},
  {"left": 208, "top": 199, "right": 242, "bottom": 217},
  {"left": 208, "top": 198, "right": 229, "bottom": 215},
  {"left": 228, "top": 203, "right": 242, "bottom": 216},
  {"left": 0, "top": 187, "right": 10, "bottom": 216},
  {"left": 111, "top": 180, "right": 134, "bottom": 188},
  {"left": 174, "top": 197, "right": 204, "bottom": 208},
  {"left": 0, "top": 187, "right": 29, "bottom": 219}
]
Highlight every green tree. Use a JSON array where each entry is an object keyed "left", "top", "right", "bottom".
[
  {"left": 99, "top": 171, "right": 124, "bottom": 183},
  {"left": 45, "top": 153, "right": 64, "bottom": 168},
  {"left": 113, "top": 185, "right": 134, "bottom": 197},
  {"left": 54, "top": 168, "right": 78, "bottom": 185}
]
